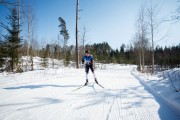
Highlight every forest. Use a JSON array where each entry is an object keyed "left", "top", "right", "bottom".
[{"left": 0, "top": 0, "right": 179, "bottom": 73}]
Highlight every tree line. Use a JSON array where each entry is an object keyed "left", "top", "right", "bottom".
[
  {"left": 3, "top": 39, "right": 178, "bottom": 71},
  {"left": 132, "top": 1, "right": 180, "bottom": 73},
  {"left": 0, "top": 0, "right": 179, "bottom": 73}
]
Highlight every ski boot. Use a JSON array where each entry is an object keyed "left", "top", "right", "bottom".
[
  {"left": 84, "top": 79, "right": 88, "bottom": 86},
  {"left": 95, "top": 78, "right": 98, "bottom": 84}
]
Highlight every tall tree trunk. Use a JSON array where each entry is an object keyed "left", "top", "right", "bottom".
[
  {"left": 76, "top": 0, "right": 79, "bottom": 68},
  {"left": 139, "top": 49, "right": 142, "bottom": 72},
  {"left": 142, "top": 46, "right": 145, "bottom": 73},
  {"left": 17, "top": 0, "right": 20, "bottom": 67},
  {"left": 151, "top": 25, "right": 154, "bottom": 73}
]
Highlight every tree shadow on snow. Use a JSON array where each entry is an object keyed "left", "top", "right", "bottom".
[
  {"left": 71, "top": 81, "right": 180, "bottom": 120},
  {"left": 0, "top": 97, "right": 62, "bottom": 111},
  {"left": 132, "top": 73, "right": 180, "bottom": 120},
  {"left": 3, "top": 84, "right": 81, "bottom": 90},
  {"left": 73, "top": 86, "right": 153, "bottom": 109}
]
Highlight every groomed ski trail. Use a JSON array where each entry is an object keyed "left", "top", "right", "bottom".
[{"left": 0, "top": 66, "right": 180, "bottom": 120}]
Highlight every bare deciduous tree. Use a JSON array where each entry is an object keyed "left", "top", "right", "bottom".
[
  {"left": 81, "top": 27, "right": 88, "bottom": 51},
  {"left": 79, "top": 26, "right": 88, "bottom": 61},
  {"left": 21, "top": 0, "right": 36, "bottom": 71},
  {"left": 172, "top": 0, "right": 180, "bottom": 22},
  {"left": 146, "top": 1, "right": 164, "bottom": 73},
  {"left": 134, "top": 5, "right": 149, "bottom": 73}
]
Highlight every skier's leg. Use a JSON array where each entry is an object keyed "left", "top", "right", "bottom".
[
  {"left": 90, "top": 65, "right": 98, "bottom": 84},
  {"left": 93, "top": 72, "right": 96, "bottom": 79},
  {"left": 85, "top": 65, "right": 89, "bottom": 85}
]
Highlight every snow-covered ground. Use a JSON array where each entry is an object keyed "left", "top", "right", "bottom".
[
  {"left": 0, "top": 59, "right": 180, "bottom": 120},
  {"left": 132, "top": 68, "right": 180, "bottom": 115}
]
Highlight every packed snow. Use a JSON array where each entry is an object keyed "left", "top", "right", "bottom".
[
  {"left": 132, "top": 68, "right": 180, "bottom": 114},
  {"left": 0, "top": 57, "right": 180, "bottom": 120}
]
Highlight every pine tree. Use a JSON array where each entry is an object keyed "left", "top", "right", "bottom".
[
  {"left": 58, "top": 17, "right": 70, "bottom": 66},
  {"left": 1, "top": 8, "right": 22, "bottom": 72},
  {"left": 41, "top": 48, "right": 48, "bottom": 68}
]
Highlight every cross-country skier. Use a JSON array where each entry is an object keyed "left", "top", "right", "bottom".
[{"left": 82, "top": 49, "right": 98, "bottom": 85}]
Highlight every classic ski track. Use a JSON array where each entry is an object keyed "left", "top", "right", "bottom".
[
  {"left": 126, "top": 88, "right": 139, "bottom": 120},
  {"left": 84, "top": 86, "right": 99, "bottom": 120},
  {"left": 1, "top": 67, "right": 180, "bottom": 120},
  {"left": 50, "top": 86, "right": 93, "bottom": 120},
  {"left": 52, "top": 86, "right": 95, "bottom": 120},
  {"left": 112, "top": 81, "right": 122, "bottom": 120},
  {"left": 60, "top": 84, "right": 103, "bottom": 120},
  {"left": 115, "top": 83, "right": 122, "bottom": 120},
  {"left": 124, "top": 81, "right": 158, "bottom": 120},
  {"left": 130, "top": 84, "right": 160, "bottom": 120},
  {"left": 44, "top": 84, "right": 93, "bottom": 120},
  {"left": 105, "top": 93, "right": 115, "bottom": 120},
  {"left": 123, "top": 85, "right": 145, "bottom": 120},
  {"left": 59, "top": 91, "right": 94, "bottom": 119}
]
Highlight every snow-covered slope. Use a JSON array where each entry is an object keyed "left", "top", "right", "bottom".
[
  {"left": 132, "top": 68, "right": 180, "bottom": 115},
  {"left": 0, "top": 64, "right": 180, "bottom": 120}
]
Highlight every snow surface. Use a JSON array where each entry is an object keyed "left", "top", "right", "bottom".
[
  {"left": 0, "top": 62, "right": 180, "bottom": 120},
  {"left": 132, "top": 68, "right": 180, "bottom": 115}
]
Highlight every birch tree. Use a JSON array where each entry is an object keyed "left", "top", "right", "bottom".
[
  {"left": 22, "top": 0, "right": 36, "bottom": 71},
  {"left": 135, "top": 5, "right": 149, "bottom": 72},
  {"left": 146, "top": 1, "right": 163, "bottom": 73}
]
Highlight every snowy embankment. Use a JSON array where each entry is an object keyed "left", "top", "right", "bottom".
[{"left": 131, "top": 68, "right": 180, "bottom": 114}]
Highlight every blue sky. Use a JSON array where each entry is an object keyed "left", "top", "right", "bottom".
[{"left": 0, "top": 0, "right": 180, "bottom": 49}]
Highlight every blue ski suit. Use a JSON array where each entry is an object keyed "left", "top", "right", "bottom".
[{"left": 82, "top": 55, "right": 94, "bottom": 73}]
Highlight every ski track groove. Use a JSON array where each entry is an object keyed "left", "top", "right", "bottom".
[
  {"left": 102, "top": 88, "right": 106, "bottom": 120},
  {"left": 92, "top": 90, "right": 103, "bottom": 120},
  {"left": 88, "top": 86, "right": 99, "bottom": 120},
  {"left": 115, "top": 84, "right": 122, "bottom": 120},
  {"left": 128, "top": 88, "right": 143, "bottom": 120},
  {"left": 58, "top": 86, "right": 94, "bottom": 120},
  {"left": 45, "top": 81, "right": 90, "bottom": 120},
  {"left": 79, "top": 86, "right": 95, "bottom": 119},
  {"left": 128, "top": 88, "right": 139, "bottom": 120},
  {"left": 105, "top": 97, "right": 115, "bottom": 120},
  {"left": 46, "top": 101, "right": 75, "bottom": 120},
  {"left": 132, "top": 89, "right": 141, "bottom": 120},
  {"left": 119, "top": 88, "right": 124, "bottom": 120}
]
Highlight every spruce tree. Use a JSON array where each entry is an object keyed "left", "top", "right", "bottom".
[
  {"left": 1, "top": 8, "right": 22, "bottom": 72},
  {"left": 0, "top": 39, "right": 5, "bottom": 67}
]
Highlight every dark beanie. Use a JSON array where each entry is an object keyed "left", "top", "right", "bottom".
[{"left": 85, "top": 50, "right": 89, "bottom": 53}]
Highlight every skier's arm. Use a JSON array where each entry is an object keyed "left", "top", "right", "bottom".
[
  {"left": 82, "top": 56, "right": 84, "bottom": 64},
  {"left": 91, "top": 57, "right": 93, "bottom": 64}
]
